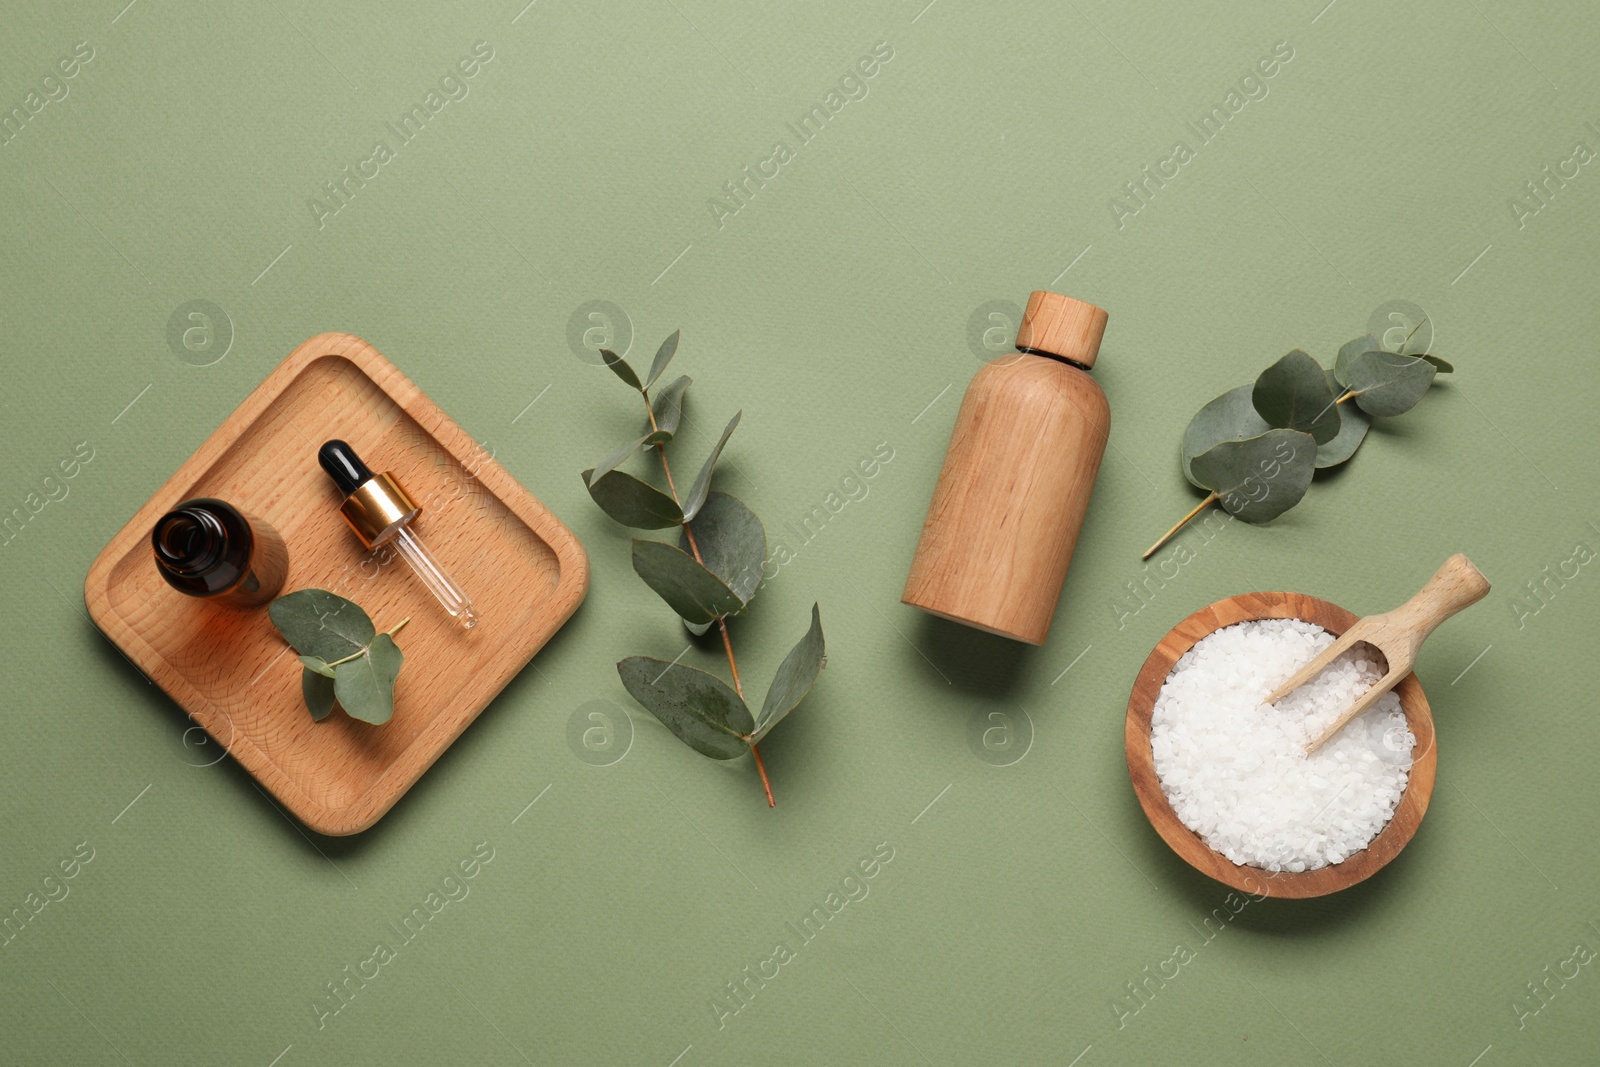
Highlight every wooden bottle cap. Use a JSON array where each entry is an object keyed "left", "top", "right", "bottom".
[{"left": 1016, "top": 291, "right": 1109, "bottom": 368}]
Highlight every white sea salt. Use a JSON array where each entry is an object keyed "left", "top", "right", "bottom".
[{"left": 1150, "top": 618, "right": 1414, "bottom": 872}]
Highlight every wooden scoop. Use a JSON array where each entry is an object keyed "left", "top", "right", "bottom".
[{"left": 1265, "top": 554, "right": 1490, "bottom": 755}]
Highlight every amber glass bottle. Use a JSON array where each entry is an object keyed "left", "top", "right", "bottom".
[
  {"left": 151, "top": 498, "right": 288, "bottom": 608},
  {"left": 902, "top": 291, "right": 1110, "bottom": 645}
]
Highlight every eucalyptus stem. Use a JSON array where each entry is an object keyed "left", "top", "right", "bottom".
[
  {"left": 748, "top": 741, "right": 775, "bottom": 807},
  {"left": 1142, "top": 493, "right": 1218, "bottom": 560},
  {"left": 642, "top": 388, "right": 775, "bottom": 807},
  {"left": 322, "top": 617, "right": 411, "bottom": 667}
]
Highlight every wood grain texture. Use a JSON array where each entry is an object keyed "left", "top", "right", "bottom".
[
  {"left": 84, "top": 333, "right": 588, "bottom": 835},
  {"left": 1124, "top": 592, "right": 1437, "bottom": 899},
  {"left": 902, "top": 353, "right": 1109, "bottom": 645},
  {"left": 1286, "top": 554, "right": 1487, "bottom": 752},
  {"left": 1015, "top": 290, "right": 1109, "bottom": 368}
]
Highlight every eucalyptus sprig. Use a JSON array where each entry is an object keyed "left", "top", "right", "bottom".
[
  {"left": 582, "top": 330, "right": 826, "bottom": 807},
  {"left": 269, "top": 589, "right": 408, "bottom": 724},
  {"left": 1143, "top": 321, "right": 1452, "bottom": 559}
]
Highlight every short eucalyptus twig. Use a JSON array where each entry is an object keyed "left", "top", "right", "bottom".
[
  {"left": 640, "top": 387, "right": 773, "bottom": 806},
  {"left": 582, "top": 330, "right": 825, "bottom": 808},
  {"left": 1142, "top": 321, "right": 1453, "bottom": 559},
  {"left": 268, "top": 591, "right": 408, "bottom": 724}
]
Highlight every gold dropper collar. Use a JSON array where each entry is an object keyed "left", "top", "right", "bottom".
[{"left": 339, "top": 471, "right": 419, "bottom": 548}]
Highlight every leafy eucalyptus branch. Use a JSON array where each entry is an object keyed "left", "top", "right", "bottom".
[
  {"left": 582, "top": 330, "right": 825, "bottom": 807},
  {"left": 269, "top": 589, "right": 408, "bottom": 724},
  {"left": 1144, "top": 321, "right": 1452, "bottom": 558}
]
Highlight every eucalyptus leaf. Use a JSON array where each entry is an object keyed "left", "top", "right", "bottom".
[
  {"left": 1422, "top": 354, "right": 1453, "bottom": 374},
  {"left": 599, "top": 348, "right": 641, "bottom": 390},
  {"left": 269, "top": 589, "right": 375, "bottom": 663},
  {"left": 590, "top": 435, "right": 650, "bottom": 483},
  {"left": 1344, "top": 350, "right": 1437, "bottom": 416},
  {"left": 682, "top": 411, "right": 741, "bottom": 522},
  {"left": 1180, "top": 384, "right": 1268, "bottom": 486},
  {"left": 1253, "top": 349, "right": 1341, "bottom": 444},
  {"left": 302, "top": 668, "right": 336, "bottom": 721},
  {"left": 299, "top": 655, "right": 336, "bottom": 679},
  {"left": 682, "top": 491, "right": 765, "bottom": 605},
  {"left": 754, "top": 603, "right": 825, "bottom": 742},
  {"left": 1189, "top": 428, "right": 1317, "bottom": 524},
  {"left": 645, "top": 330, "right": 680, "bottom": 389},
  {"left": 632, "top": 539, "right": 746, "bottom": 623},
  {"left": 1333, "top": 333, "right": 1382, "bottom": 388},
  {"left": 617, "top": 656, "right": 753, "bottom": 759},
  {"left": 648, "top": 375, "right": 691, "bottom": 442},
  {"left": 333, "top": 632, "right": 403, "bottom": 725},
  {"left": 1314, "top": 369, "right": 1370, "bottom": 468},
  {"left": 582, "top": 469, "right": 685, "bottom": 529}
]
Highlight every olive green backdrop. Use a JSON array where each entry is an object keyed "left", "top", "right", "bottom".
[{"left": 2, "top": 0, "right": 1597, "bottom": 1063}]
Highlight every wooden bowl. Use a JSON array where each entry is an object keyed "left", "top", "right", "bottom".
[{"left": 1124, "top": 591, "right": 1436, "bottom": 900}]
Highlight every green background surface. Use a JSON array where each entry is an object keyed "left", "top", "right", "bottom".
[{"left": 3, "top": 0, "right": 1597, "bottom": 1063}]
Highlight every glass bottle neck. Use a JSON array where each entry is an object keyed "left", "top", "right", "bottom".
[{"left": 153, "top": 508, "right": 230, "bottom": 576}]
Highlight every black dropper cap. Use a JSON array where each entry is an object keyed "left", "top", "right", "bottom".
[{"left": 319, "top": 440, "right": 374, "bottom": 496}]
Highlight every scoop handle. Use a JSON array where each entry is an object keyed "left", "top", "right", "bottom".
[
  {"left": 1384, "top": 553, "right": 1490, "bottom": 661},
  {"left": 1304, "top": 554, "right": 1489, "bottom": 755}
]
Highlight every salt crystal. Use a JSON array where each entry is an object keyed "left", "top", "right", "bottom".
[{"left": 1149, "top": 618, "right": 1413, "bottom": 872}]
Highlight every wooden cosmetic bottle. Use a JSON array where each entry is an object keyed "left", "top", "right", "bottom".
[{"left": 902, "top": 291, "right": 1110, "bottom": 645}]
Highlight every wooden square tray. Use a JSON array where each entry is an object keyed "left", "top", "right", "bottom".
[{"left": 85, "top": 333, "right": 588, "bottom": 835}]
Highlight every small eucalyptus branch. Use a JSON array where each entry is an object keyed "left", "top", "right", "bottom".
[
  {"left": 582, "top": 331, "right": 824, "bottom": 808},
  {"left": 637, "top": 379, "right": 772, "bottom": 806},
  {"left": 1142, "top": 320, "right": 1453, "bottom": 559},
  {"left": 268, "top": 591, "right": 408, "bottom": 724}
]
